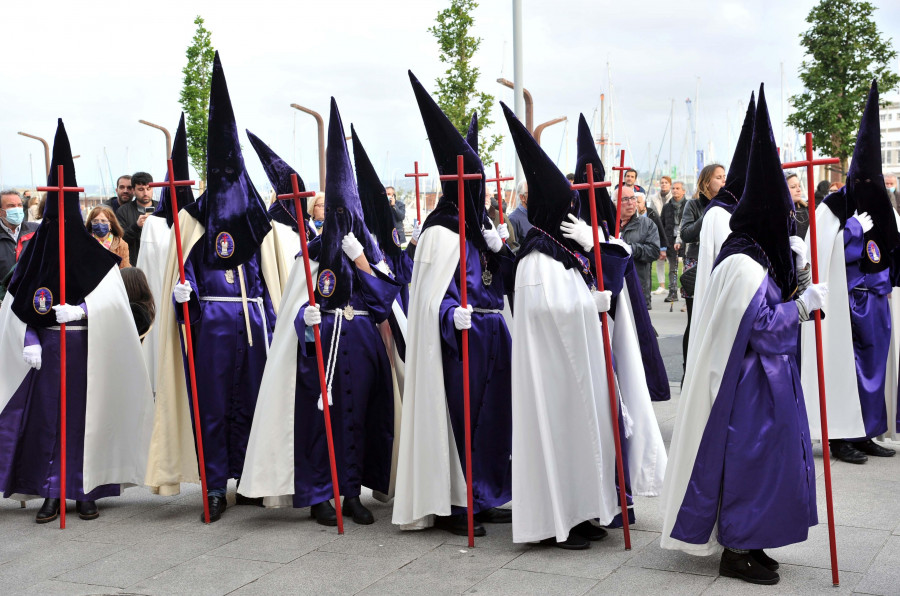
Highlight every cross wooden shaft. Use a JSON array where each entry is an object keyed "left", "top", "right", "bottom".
[
  {"left": 611, "top": 150, "right": 632, "bottom": 238},
  {"left": 276, "top": 174, "right": 316, "bottom": 235},
  {"left": 405, "top": 161, "right": 429, "bottom": 222},
  {"left": 485, "top": 162, "right": 514, "bottom": 232}
]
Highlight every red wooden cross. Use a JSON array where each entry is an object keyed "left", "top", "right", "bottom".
[
  {"left": 485, "top": 163, "right": 514, "bottom": 242},
  {"left": 438, "top": 155, "right": 483, "bottom": 547},
  {"left": 611, "top": 150, "right": 633, "bottom": 238},
  {"left": 37, "top": 164, "right": 84, "bottom": 530},
  {"left": 570, "top": 164, "right": 631, "bottom": 551},
  {"left": 405, "top": 161, "right": 429, "bottom": 223},
  {"left": 782, "top": 133, "right": 841, "bottom": 586}
]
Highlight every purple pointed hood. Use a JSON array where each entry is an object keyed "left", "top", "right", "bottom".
[
  {"left": 351, "top": 124, "right": 401, "bottom": 258},
  {"left": 574, "top": 113, "right": 616, "bottom": 237},
  {"left": 709, "top": 91, "right": 755, "bottom": 213},
  {"left": 246, "top": 129, "right": 311, "bottom": 240}
]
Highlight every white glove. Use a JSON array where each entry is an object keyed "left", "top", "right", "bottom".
[
  {"left": 560, "top": 214, "right": 594, "bottom": 252},
  {"left": 303, "top": 304, "right": 321, "bottom": 326},
  {"left": 592, "top": 290, "right": 613, "bottom": 313},
  {"left": 52, "top": 303, "right": 86, "bottom": 324},
  {"left": 609, "top": 237, "right": 633, "bottom": 256},
  {"left": 316, "top": 391, "right": 333, "bottom": 412},
  {"left": 342, "top": 232, "right": 364, "bottom": 261},
  {"left": 497, "top": 223, "right": 509, "bottom": 241},
  {"left": 789, "top": 235, "right": 808, "bottom": 270},
  {"left": 411, "top": 220, "right": 422, "bottom": 243},
  {"left": 23, "top": 345, "right": 42, "bottom": 369},
  {"left": 173, "top": 282, "right": 193, "bottom": 304},
  {"left": 482, "top": 226, "right": 503, "bottom": 253},
  {"left": 801, "top": 283, "right": 829, "bottom": 313},
  {"left": 852, "top": 211, "right": 874, "bottom": 234},
  {"left": 453, "top": 305, "right": 473, "bottom": 330}
]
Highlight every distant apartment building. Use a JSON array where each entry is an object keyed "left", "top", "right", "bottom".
[{"left": 881, "top": 97, "right": 900, "bottom": 174}]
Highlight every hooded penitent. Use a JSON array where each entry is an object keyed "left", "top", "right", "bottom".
[
  {"left": 465, "top": 112, "right": 478, "bottom": 154},
  {"left": 408, "top": 71, "right": 489, "bottom": 251},
  {"left": 309, "top": 98, "right": 382, "bottom": 310},
  {"left": 247, "top": 130, "right": 311, "bottom": 240},
  {"left": 707, "top": 92, "right": 755, "bottom": 214},
  {"left": 574, "top": 113, "right": 617, "bottom": 238},
  {"left": 351, "top": 124, "right": 402, "bottom": 259},
  {"left": 725, "top": 84, "right": 797, "bottom": 301},
  {"left": 183, "top": 51, "right": 271, "bottom": 269},
  {"left": 152, "top": 114, "right": 196, "bottom": 228},
  {"left": 824, "top": 79, "right": 900, "bottom": 273},
  {"left": 10, "top": 120, "right": 120, "bottom": 328}
]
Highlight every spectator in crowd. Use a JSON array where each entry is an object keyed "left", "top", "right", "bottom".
[
  {"left": 786, "top": 173, "right": 812, "bottom": 238},
  {"left": 0, "top": 189, "right": 40, "bottom": 286},
  {"left": 885, "top": 173, "right": 900, "bottom": 212},
  {"left": 616, "top": 168, "right": 647, "bottom": 195},
  {"left": 565, "top": 173, "right": 575, "bottom": 182},
  {"left": 829, "top": 181, "right": 844, "bottom": 193},
  {"left": 307, "top": 192, "right": 325, "bottom": 235},
  {"left": 660, "top": 181, "right": 687, "bottom": 302},
  {"left": 507, "top": 180, "right": 531, "bottom": 248},
  {"left": 116, "top": 172, "right": 157, "bottom": 264},
  {"left": 120, "top": 266, "right": 155, "bottom": 340},
  {"left": 619, "top": 186, "right": 660, "bottom": 309},
  {"left": 385, "top": 185, "right": 406, "bottom": 244},
  {"left": 814, "top": 180, "right": 831, "bottom": 204},
  {"left": 650, "top": 175, "right": 672, "bottom": 217},
  {"left": 104, "top": 175, "right": 134, "bottom": 213},
  {"left": 85, "top": 205, "right": 130, "bottom": 268},
  {"left": 638, "top": 192, "right": 669, "bottom": 297},
  {"left": 486, "top": 187, "right": 517, "bottom": 250}
]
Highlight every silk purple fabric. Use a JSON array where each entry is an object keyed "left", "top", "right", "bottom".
[
  {"left": 671, "top": 273, "right": 816, "bottom": 550},
  {"left": 385, "top": 251, "right": 413, "bottom": 313}
]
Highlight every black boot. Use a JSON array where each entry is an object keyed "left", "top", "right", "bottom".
[
  {"left": 570, "top": 520, "right": 608, "bottom": 541},
  {"left": 664, "top": 290, "right": 678, "bottom": 303},
  {"left": 434, "top": 514, "right": 486, "bottom": 537},
  {"left": 342, "top": 496, "right": 374, "bottom": 525},
  {"left": 35, "top": 498, "right": 60, "bottom": 524},
  {"left": 474, "top": 507, "right": 512, "bottom": 524},
  {"left": 750, "top": 549, "right": 779, "bottom": 571},
  {"left": 539, "top": 534, "right": 590, "bottom": 550},
  {"left": 310, "top": 500, "right": 337, "bottom": 526},
  {"left": 854, "top": 439, "right": 896, "bottom": 458},
  {"left": 200, "top": 495, "right": 227, "bottom": 523},
  {"left": 719, "top": 549, "right": 779, "bottom": 585},
  {"left": 830, "top": 440, "right": 868, "bottom": 464},
  {"left": 76, "top": 500, "right": 99, "bottom": 521}
]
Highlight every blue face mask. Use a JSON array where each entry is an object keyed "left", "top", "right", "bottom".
[
  {"left": 314, "top": 219, "right": 324, "bottom": 229},
  {"left": 92, "top": 222, "right": 110, "bottom": 237},
  {"left": 4, "top": 207, "right": 24, "bottom": 226}
]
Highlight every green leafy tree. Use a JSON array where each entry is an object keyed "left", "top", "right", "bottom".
[
  {"left": 787, "top": 0, "right": 899, "bottom": 174},
  {"left": 179, "top": 16, "right": 216, "bottom": 186},
  {"left": 429, "top": 0, "right": 501, "bottom": 164}
]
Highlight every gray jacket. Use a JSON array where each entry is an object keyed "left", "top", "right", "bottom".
[{"left": 620, "top": 214, "right": 661, "bottom": 264}]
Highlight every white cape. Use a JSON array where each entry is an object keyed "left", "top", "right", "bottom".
[
  {"left": 136, "top": 215, "right": 170, "bottom": 393},
  {"left": 0, "top": 267, "right": 154, "bottom": 497},
  {"left": 690, "top": 205, "right": 731, "bottom": 338},
  {"left": 800, "top": 206, "right": 866, "bottom": 440},
  {"left": 660, "top": 253, "right": 765, "bottom": 555}
]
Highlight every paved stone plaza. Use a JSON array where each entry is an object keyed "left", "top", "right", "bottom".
[{"left": 1, "top": 292, "right": 899, "bottom": 595}]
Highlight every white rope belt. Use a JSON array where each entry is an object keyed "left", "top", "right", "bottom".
[
  {"left": 472, "top": 307, "right": 502, "bottom": 314},
  {"left": 199, "top": 295, "right": 270, "bottom": 355},
  {"left": 48, "top": 325, "right": 87, "bottom": 331},
  {"left": 320, "top": 306, "right": 370, "bottom": 410}
]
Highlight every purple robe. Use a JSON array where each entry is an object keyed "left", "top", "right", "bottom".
[
  {"left": 175, "top": 246, "right": 276, "bottom": 491},
  {"left": 844, "top": 217, "right": 891, "bottom": 439},
  {"left": 0, "top": 323, "right": 120, "bottom": 501},
  {"left": 385, "top": 250, "right": 414, "bottom": 313},
  {"left": 439, "top": 240, "right": 514, "bottom": 515},
  {"left": 671, "top": 274, "right": 817, "bottom": 550},
  {"left": 292, "top": 268, "right": 400, "bottom": 507}
]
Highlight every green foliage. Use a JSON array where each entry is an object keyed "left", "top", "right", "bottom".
[
  {"left": 179, "top": 16, "right": 216, "bottom": 185},
  {"left": 428, "top": 0, "right": 501, "bottom": 164},
  {"left": 787, "top": 0, "right": 899, "bottom": 172}
]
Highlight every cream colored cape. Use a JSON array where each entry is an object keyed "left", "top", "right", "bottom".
[{"left": 136, "top": 215, "right": 170, "bottom": 393}]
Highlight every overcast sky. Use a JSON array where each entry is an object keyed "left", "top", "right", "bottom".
[{"left": 2, "top": 0, "right": 899, "bottom": 195}]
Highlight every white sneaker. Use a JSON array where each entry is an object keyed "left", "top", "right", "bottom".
[{"left": 653, "top": 286, "right": 667, "bottom": 295}]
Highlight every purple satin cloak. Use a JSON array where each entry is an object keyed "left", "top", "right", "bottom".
[
  {"left": 843, "top": 218, "right": 891, "bottom": 439},
  {"left": 176, "top": 246, "right": 276, "bottom": 491},
  {"left": 0, "top": 325, "right": 120, "bottom": 501},
  {"left": 439, "top": 240, "right": 514, "bottom": 515},
  {"left": 385, "top": 251, "right": 413, "bottom": 313},
  {"left": 671, "top": 273, "right": 817, "bottom": 550},
  {"left": 292, "top": 268, "right": 401, "bottom": 508}
]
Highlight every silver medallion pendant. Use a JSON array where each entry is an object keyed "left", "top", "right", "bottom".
[
  {"left": 224, "top": 269, "right": 235, "bottom": 284},
  {"left": 482, "top": 269, "right": 493, "bottom": 287}
]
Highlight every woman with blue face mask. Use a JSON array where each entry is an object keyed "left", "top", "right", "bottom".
[{"left": 84, "top": 205, "right": 130, "bottom": 268}]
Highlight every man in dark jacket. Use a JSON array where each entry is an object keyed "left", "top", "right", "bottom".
[
  {"left": 116, "top": 171, "right": 157, "bottom": 264},
  {"left": 619, "top": 186, "right": 660, "bottom": 309},
  {"left": 660, "top": 181, "right": 687, "bottom": 302},
  {"left": 385, "top": 186, "right": 406, "bottom": 244},
  {"left": 104, "top": 174, "right": 134, "bottom": 214},
  {"left": 0, "top": 190, "right": 40, "bottom": 302}
]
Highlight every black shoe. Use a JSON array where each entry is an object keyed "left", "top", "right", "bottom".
[
  {"left": 36, "top": 498, "right": 60, "bottom": 524},
  {"left": 647, "top": 302, "right": 653, "bottom": 311},
  {"left": 664, "top": 291, "right": 678, "bottom": 303},
  {"left": 76, "top": 500, "right": 99, "bottom": 521},
  {"left": 200, "top": 495, "right": 227, "bottom": 523},
  {"left": 571, "top": 520, "right": 608, "bottom": 541},
  {"left": 854, "top": 439, "right": 896, "bottom": 458},
  {"left": 539, "top": 534, "right": 590, "bottom": 550},
  {"left": 830, "top": 440, "right": 868, "bottom": 464},
  {"left": 474, "top": 507, "right": 512, "bottom": 524},
  {"left": 750, "top": 549, "right": 779, "bottom": 571},
  {"left": 310, "top": 500, "right": 337, "bottom": 527},
  {"left": 719, "top": 549, "right": 780, "bottom": 585},
  {"left": 235, "top": 493, "right": 265, "bottom": 507},
  {"left": 434, "top": 514, "right": 486, "bottom": 537},
  {"left": 342, "top": 496, "right": 374, "bottom": 525}
]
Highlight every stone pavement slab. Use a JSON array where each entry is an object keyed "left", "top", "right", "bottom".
[
  {"left": 586, "top": 566, "right": 716, "bottom": 595},
  {"left": 128, "top": 554, "right": 281, "bottom": 596},
  {"left": 853, "top": 535, "right": 900, "bottom": 596},
  {"left": 464, "top": 568, "right": 599, "bottom": 595}
]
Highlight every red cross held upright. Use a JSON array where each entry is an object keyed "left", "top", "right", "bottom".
[
  {"left": 570, "top": 165, "right": 631, "bottom": 551},
  {"left": 612, "top": 150, "right": 633, "bottom": 238},
  {"left": 147, "top": 161, "right": 215, "bottom": 524},
  {"left": 277, "top": 174, "right": 345, "bottom": 535},
  {"left": 37, "top": 164, "right": 84, "bottom": 530},
  {"left": 485, "top": 163, "right": 514, "bottom": 243},
  {"left": 781, "top": 132, "right": 841, "bottom": 587},
  {"left": 439, "top": 155, "right": 483, "bottom": 547},
  {"left": 405, "top": 161, "right": 429, "bottom": 223}
]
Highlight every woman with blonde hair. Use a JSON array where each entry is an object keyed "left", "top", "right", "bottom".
[
  {"left": 307, "top": 192, "right": 325, "bottom": 236},
  {"left": 84, "top": 205, "right": 130, "bottom": 268}
]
